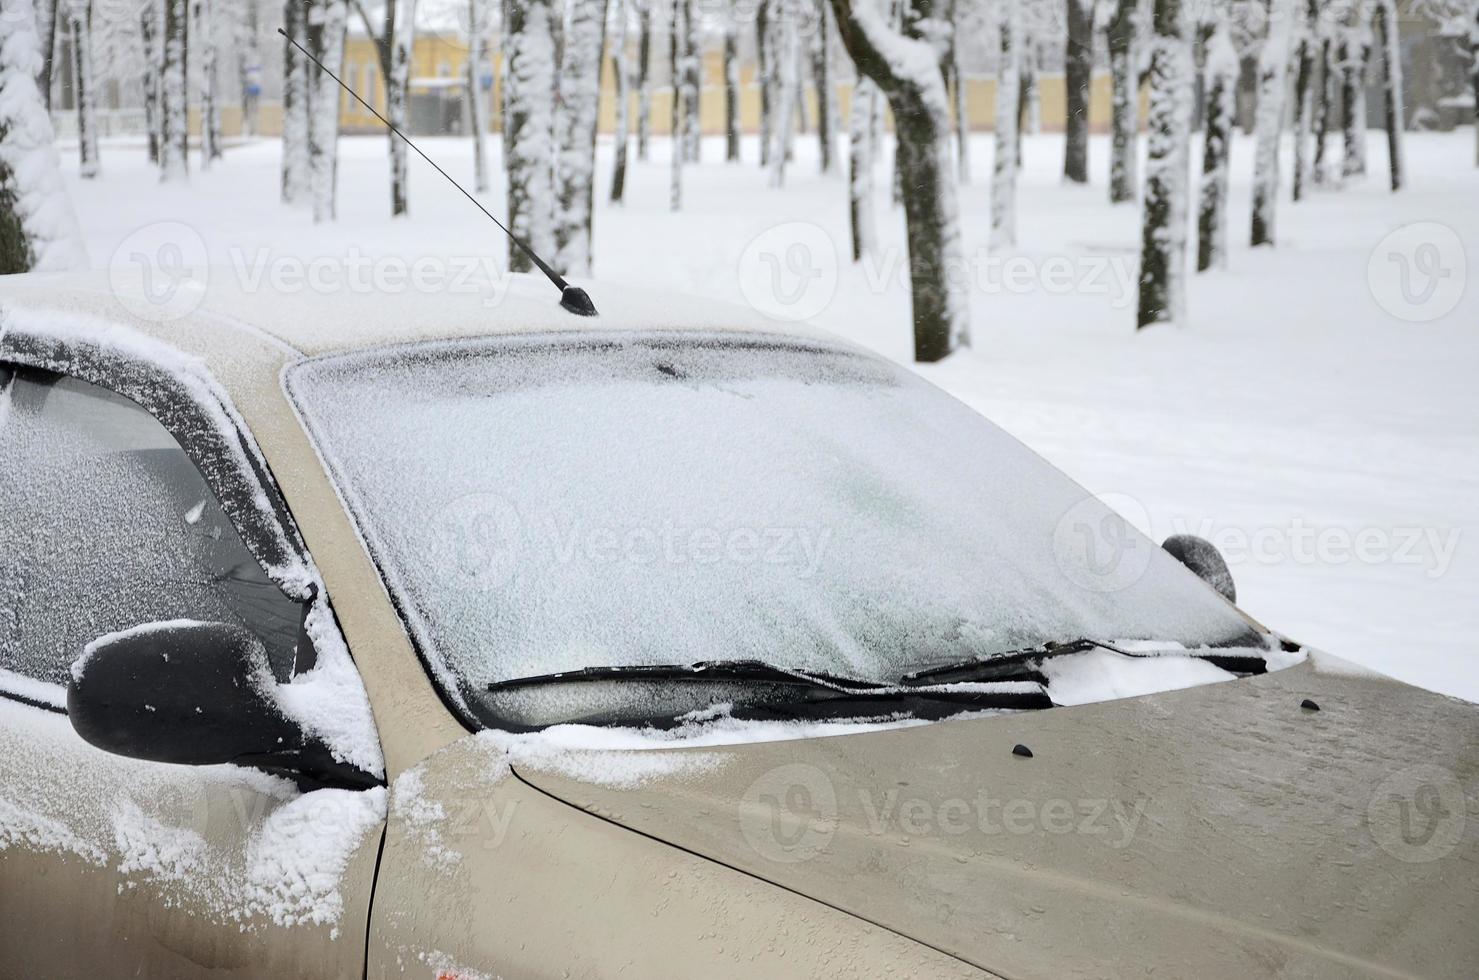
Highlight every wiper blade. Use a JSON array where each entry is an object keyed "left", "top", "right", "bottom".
[
  {"left": 487, "top": 658, "right": 1054, "bottom": 711},
  {"left": 899, "top": 637, "right": 1269, "bottom": 687}
]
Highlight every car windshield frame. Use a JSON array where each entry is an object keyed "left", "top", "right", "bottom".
[{"left": 285, "top": 331, "right": 1266, "bottom": 732}]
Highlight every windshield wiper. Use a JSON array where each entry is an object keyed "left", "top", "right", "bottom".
[
  {"left": 899, "top": 638, "right": 1269, "bottom": 687},
  {"left": 487, "top": 658, "right": 1053, "bottom": 711}
]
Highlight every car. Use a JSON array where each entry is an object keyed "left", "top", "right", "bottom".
[{"left": 1, "top": 270, "right": 1475, "bottom": 979}]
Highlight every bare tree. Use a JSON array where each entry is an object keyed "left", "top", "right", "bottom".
[
  {"left": 194, "top": 0, "right": 222, "bottom": 168},
  {"left": 770, "top": 0, "right": 800, "bottom": 186},
  {"left": 0, "top": 0, "right": 87, "bottom": 273},
  {"left": 140, "top": 1, "right": 161, "bottom": 163},
  {"left": 1251, "top": 0, "right": 1296, "bottom": 246},
  {"left": 160, "top": 0, "right": 189, "bottom": 182},
  {"left": 505, "top": 0, "right": 557, "bottom": 269},
  {"left": 34, "top": 0, "right": 61, "bottom": 111},
  {"left": 1137, "top": 0, "right": 1193, "bottom": 327},
  {"left": 670, "top": 0, "right": 686, "bottom": 208},
  {"left": 69, "top": 0, "right": 100, "bottom": 178},
  {"left": 613, "top": 0, "right": 634, "bottom": 196},
  {"left": 758, "top": 0, "right": 774, "bottom": 166},
  {"left": 946, "top": 0, "right": 968, "bottom": 182},
  {"left": 307, "top": 0, "right": 348, "bottom": 223},
  {"left": 1372, "top": 0, "right": 1403, "bottom": 190},
  {"left": 236, "top": 0, "right": 262, "bottom": 136},
  {"left": 829, "top": 0, "right": 970, "bottom": 362},
  {"left": 636, "top": 0, "right": 652, "bottom": 159},
  {"left": 1291, "top": 0, "right": 1318, "bottom": 201},
  {"left": 554, "top": 0, "right": 609, "bottom": 275},
  {"left": 468, "top": 0, "right": 490, "bottom": 193},
  {"left": 681, "top": 0, "right": 700, "bottom": 160},
  {"left": 350, "top": 0, "right": 419, "bottom": 215},
  {"left": 992, "top": 0, "right": 1020, "bottom": 247},
  {"left": 724, "top": 12, "right": 740, "bottom": 160},
  {"left": 848, "top": 74, "right": 879, "bottom": 258},
  {"left": 1064, "top": 0, "right": 1094, "bottom": 183},
  {"left": 281, "top": 0, "right": 310, "bottom": 202},
  {"left": 1198, "top": 14, "right": 1235, "bottom": 270},
  {"left": 1106, "top": 0, "right": 1137, "bottom": 202},
  {"left": 813, "top": 0, "right": 840, "bottom": 173}
]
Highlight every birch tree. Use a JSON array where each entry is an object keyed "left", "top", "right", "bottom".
[
  {"left": 1106, "top": 0, "right": 1137, "bottom": 202},
  {"left": 669, "top": 0, "right": 686, "bottom": 208},
  {"left": 0, "top": 0, "right": 86, "bottom": 274},
  {"left": 1291, "top": 0, "right": 1318, "bottom": 201},
  {"left": 1136, "top": 0, "right": 1192, "bottom": 328},
  {"left": 554, "top": 0, "right": 608, "bottom": 275},
  {"left": 724, "top": 12, "right": 740, "bottom": 161},
  {"left": 33, "top": 0, "right": 60, "bottom": 110},
  {"left": 307, "top": 0, "right": 348, "bottom": 223},
  {"left": 349, "top": 0, "right": 418, "bottom": 215},
  {"left": 946, "top": 0, "right": 968, "bottom": 182},
  {"left": 159, "top": 0, "right": 188, "bottom": 181},
  {"left": 237, "top": 0, "right": 261, "bottom": 136},
  {"left": 1064, "top": 0, "right": 1095, "bottom": 183},
  {"left": 1338, "top": 21, "right": 1368, "bottom": 178},
  {"left": 468, "top": 0, "right": 490, "bottom": 193},
  {"left": 1251, "top": 0, "right": 1296, "bottom": 246},
  {"left": 681, "top": 0, "right": 700, "bottom": 161},
  {"left": 140, "top": 1, "right": 160, "bottom": 163},
  {"left": 770, "top": 0, "right": 800, "bottom": 186},
  {"left": 636, "top": 0, "right": 652, "bottom": 159},
  {"left": 829, "top": 0, "right": 970, "bottom": 362},
  {"left": 1372, "top": 0, "right": 1402, "bottom": 190},
  {"left": 814, "top": 0, "right": 840, "bottom": 174},
  {"left": 992, "top": 0, "right": 1020, "bottom": 247},
  {"left": 505, "top": 0, "right": 557, "bottom": 269},
  {"left": 1312, "top": 19, "right": 1334, "bottom": 182},
  {"left": 612, "top": 0, "right": 634, "bottom": 196},
  {"left": 1197, "top": 15, "right": 1235, "bottom": 270},
  {"left": 758, "top": 0, "right": 774, "bottom": 166},
  {"left": 69, "top": 0, "right": 100, "bottom": 178},
  {"left": 194, "top": 0, "right": 222, "bottom": 167},
  {"left": 281, "top": 0, "right": 310, "bottom": 202},
  {"left": 848, "top": 74, "right": 879, "bottom": 258}
]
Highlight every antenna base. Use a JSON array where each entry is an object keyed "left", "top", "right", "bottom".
[{"left": 560, "top": 286, "right": 599, "bottom": 317}]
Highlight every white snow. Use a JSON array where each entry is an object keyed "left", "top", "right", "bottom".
[
  {"left": 44, "top": 128, "right": 1479, "bottom": 706},
  {"left": 1039, "top": 648, "right": 1239, "bottom": 706},
  {"left": 72, "top": 618, "right": 215, "bottom": 683}
]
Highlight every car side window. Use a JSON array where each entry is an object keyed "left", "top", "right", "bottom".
[{"left": 0, "top": 369, "right": 304, "bottom": 689}]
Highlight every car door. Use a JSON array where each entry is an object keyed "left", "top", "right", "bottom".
[{"left": 0, "top": 362, "right": 385, "bottom": 978}]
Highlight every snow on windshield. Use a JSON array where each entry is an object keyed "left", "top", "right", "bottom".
[{"left": 288, "top": 333, "right": 1259, "bottom": 723}]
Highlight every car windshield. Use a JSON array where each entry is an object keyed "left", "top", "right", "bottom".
[{"left": 287, "top": 334, "right": 1261, "bottom": 727}]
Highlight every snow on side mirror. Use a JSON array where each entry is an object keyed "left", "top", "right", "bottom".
[
  {"left": 1161, "top": 534, "right": 1237, "bottom": 603},
  {"left": 66, "top": 621, "right": 376, "bottom": 789}
]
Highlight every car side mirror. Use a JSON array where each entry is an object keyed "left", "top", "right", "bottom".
[
  {"left": 1161, "top": 534, "right": 1236, "bottom": 603},
  {"left": 67, "top": 621, "right": 376, "bottom": 790}
]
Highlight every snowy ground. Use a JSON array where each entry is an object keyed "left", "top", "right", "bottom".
[{"left": 55, "top": 128, "right": 1479, "bottom": 703}]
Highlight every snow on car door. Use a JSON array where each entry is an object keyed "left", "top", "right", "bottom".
[{"left": 0, "top": 365, "right": 384, "bottom": 978}]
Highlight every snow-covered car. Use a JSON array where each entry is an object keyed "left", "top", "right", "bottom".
[{"left": 1, "top": 271, "right": 1475, "bottom": 979}]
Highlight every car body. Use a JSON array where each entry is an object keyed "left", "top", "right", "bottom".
[{"left": 1, "top": 270, "right": 1475, "bottom": 979}]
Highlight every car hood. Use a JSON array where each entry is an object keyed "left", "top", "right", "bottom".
[{"left": 515, "top": 657, "right": 1479, "bottom": 978}]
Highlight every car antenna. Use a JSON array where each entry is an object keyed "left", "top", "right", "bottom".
[{"left": 276, "top": 27, "right": 597, "bottom": 317}]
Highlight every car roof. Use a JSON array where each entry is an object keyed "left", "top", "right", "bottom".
[{"left": 0, "top": 268, "right": 836, "bottom": 361}]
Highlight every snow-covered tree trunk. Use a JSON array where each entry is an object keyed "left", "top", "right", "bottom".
[
  {"left": 947, "top": 0, "right": 968, "bottom": 182},
  {"left": 159, "top": 0, "right": 188, "bottom": 182},
  {"left": 1373, "top": 0, "right": 1402, "bottom": 191},
  {"left": 669, "top": 0, "right": 685, "bottom": 208},
  {"left": 0, "top": 0, "right": 86, "bottom": 273},
  {"left": 814, "top": 0, "right": 839, "bottom": 174},
  {"left": 468, "top": 0, "right": 490, "bottom": 193},
  {"left": 385, "top": 0, "right": 419, "bottom": 215},
  {"left": 1350, "top": 34, "right": 1370, "bottom": 174},
  {"left": 33, "top": 0, "right": 59, "bottom": 111},
  {"left": 991, "top": 0, "right": 1020, "bottom": 248},
  {"left": 1021, "top": 35, "right": 1039, "bottom": 134},
  {"left": 194, "top": 0, "right": 221, "bottom": 168},
  {"left": 1106, "top": 0, "right": 1136, "bottom": 202},
  {"left": 1064, "top": 0, "right": 1094, "bottom": 183},
  {"left": 1197, "top": 17, "right": 1235, "bottom": 271},
  {"left": 1250, "top": 0, "right": 1296, "bottom": 247},
  {"left": 1471, "top": 1, "right": 1478, "bottom": 166},
  {"left": 1312, "top": 34, "right": 1333, "bottom": 183},
  {"left": 758, "top": 0, "right": 774, "bottom": 166},
  {"left": 636, "top": 0, "right": 652, "bottom": 160},
  {"left": 848, "top": 73, "right": 878, "bottom": 259},
  {"left": 829, "top": 0, "right": 970, "bottom": 362},
  {"left": 281, "top": 0, "right": 310, "bottom": 203},
  {"left": 1291, "top": 0, "right": 1317, "bottom": 202},
  {"left": 1339, "top": 31, "right": 1364, "bottom": 178},
  {"left": 554, "top": 0, "right": 607, "bottom": 275},
  {"left": 770, "top": 0, "right": 799, "bottom": 187},
  {"left": 69, "top": 0, "right": 99, "bottom": 178},
  {"left": 681, "top": 0, "right": 700, "bottom": 162},
  {"left": 1136, "top": 0, "right": 1192, "bottom": 328},
  {"left": 307, "top": 0, "right": 348, "bottom": 223},
  {"left": 237, "top": 0, "right": 261, "bottom": 136},
  {"left": 506, "top": 0, "right": 557, "bottom": 268},
  {"left": 723, "top": 16, "right": 740, "bottom": 161},
  {"left": 140, "top": 2, "right": 161, "bottom": 164},
  {"left": 613, "top": 0, "right": 633, "bottom": 196}
]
